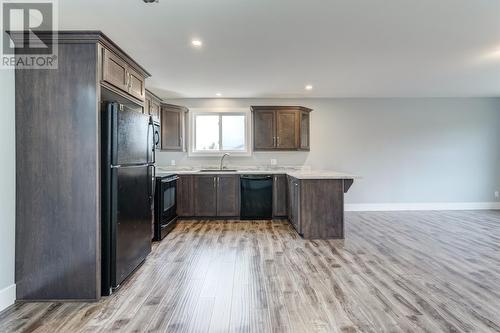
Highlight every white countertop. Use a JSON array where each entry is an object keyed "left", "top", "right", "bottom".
[
  {"left": 286, "top": 171, "right": 357, "bottom": 180},
  {"left": 156, "top": 168, "right": 357, "bottom": 180}
]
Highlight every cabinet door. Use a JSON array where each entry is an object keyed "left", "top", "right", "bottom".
[
  {"left": 273, "top": 174, "right": 287, "bottom": 217},
  {"left": 102, "top": 49, "right": 128, "bottom": 92},
  {"left": 287, "top": 177, "right": 300, "bottom": 232},
  {"left": 253, "top": 110, "right": 276, "bottom": 150},
  {"left": 127, "top": 66, "right": 146, "bottom": 101},
  {"left": 217, "top": 175, "right": 240, "bottom": 217},
  {"left": 177, "top": 175, "right": 194, "bottom": 217},
  {"left": 300, "top": 111, "right": 310, "bottom": 150},
  {"left": 144, "top": 95, "right": 151, "bottom": 115},
  {"left": 287, "top": 176, "right": 295, "bottom": 225},
  {"left": 161, "top": 109, "right": 183, "bottom": 151},
  {"left": 276, "top": 110, "right": 299, "bottom": 149},
  {"left": 194, "top": 175, "right": 217, "bottom": 216},
  {"left": 151, "top": 100, "right": 161, "bottom": 122}
]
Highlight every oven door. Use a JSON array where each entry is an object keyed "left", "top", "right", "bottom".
[
  {"left": 155, "top": 176, "right": 178, "bottom": 240},
  {"left": 161, "top": 177, "right": 177, "bottom": 217}
]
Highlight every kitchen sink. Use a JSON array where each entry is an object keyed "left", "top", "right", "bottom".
[{"left": 199, "top": 169, "right": 238, "bottom": 172}]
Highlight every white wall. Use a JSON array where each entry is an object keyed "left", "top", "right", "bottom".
[
  {"left": 0, "top": 40, "right": 16, "bottom": 310},
  {"left": 158, "top": 98, "right": 500, "bottom": 207}
]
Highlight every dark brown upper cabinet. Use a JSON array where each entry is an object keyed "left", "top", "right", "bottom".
[
  {"left": 253, "top": 110, "right": 276, "bottom": 149},
  {"left": 102, "top": 49, "right": 128, "bottom": 92},
  {"left": 299, "top": 111, "right": 310, "bottom": 150},
  {"left": 160, "top": 103, "right": 188, "bottom": 151},
  {"left": 145, "top": 89, "right": 162, "bottom": 122},
  {"left": 102, "top": 48, "right": 146, "bottom": 102},
  {"left": 251, "top": 106, "right": 312, "bottom": 151},
  {"left": 151, "top": 100, "right": 161, "bottom": 121}
]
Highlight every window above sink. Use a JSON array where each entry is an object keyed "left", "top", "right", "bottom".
[{"left": 188, "top": 108, "right": 252, "bottom": 157}]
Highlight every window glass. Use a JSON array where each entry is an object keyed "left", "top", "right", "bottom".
[
  {"left": 192, "top": 111, "right": 249, "bottom": 154},
  {"left": 195, "top": 115, "right": 219, "bottom": 151},
  {"left": 221, "top": 115, "right": 245, "bottom": 150}
]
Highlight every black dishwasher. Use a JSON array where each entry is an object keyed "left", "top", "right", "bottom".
[{"left": 240, "top": 175, "right": 273, "bottom": 219}]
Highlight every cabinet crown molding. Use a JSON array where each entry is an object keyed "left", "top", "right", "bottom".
[
  {"left": 161, "top": 103, "right": 189, "bottom": 112},
  {"left": 251, "top": 106, "right": 313, "bottom": 112},
  {"left": 8, "top": 30, "right": 151, "bottom": 77},
  {"left": 145, "top": 89, "right": 163, "bottom": 102}
]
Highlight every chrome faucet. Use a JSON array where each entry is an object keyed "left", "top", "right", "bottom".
[{"left": 220, "top": 153, "right": 230, "bottom": 170}]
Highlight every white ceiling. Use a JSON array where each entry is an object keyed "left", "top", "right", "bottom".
[{"left": 59, "top": 0, "right": 500, "bottom": 98}]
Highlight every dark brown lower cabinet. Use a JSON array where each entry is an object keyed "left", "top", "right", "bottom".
[
  {"left": 177, "top": 175, "right": 194, "bottom": 217},
  {"left": 216, "top": 175, "right": 240, "bottom": 217},
  {"left": 288, "top": 177, "right": 345, "bottom": 239},
  {"left": 194, "top": 175, "right": 218, "bottom": 216},
  {"left": 273, "top": 174, "right": 288, "bottom": 217},
  {"left": 191, "top": 175, "right": 240, "bottom": 217},
  {"left": 288, "top": 176, "right": 300, "bottom": 232}
]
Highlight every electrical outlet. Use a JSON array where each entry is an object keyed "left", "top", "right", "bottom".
[
  {"left": 270, "top": 159, "right": 277, "bottom": 166},
  {"left": 495, "top": 191, "right": 499, "bottom": 199},
  {"left": 171, "top": 160, "right": 176, "bottom": 166}
]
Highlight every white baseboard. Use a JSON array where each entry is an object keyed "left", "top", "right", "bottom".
[
  {"left": 0, "top": 284, "right": 15, "bottom": 313},
  {"left": 345, "top": 202, "right": 500, "bottom": 212}
]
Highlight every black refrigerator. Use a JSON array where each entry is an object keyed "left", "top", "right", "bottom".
[{"left": 101, "top": 102, "right": 155, "bottom": 296}]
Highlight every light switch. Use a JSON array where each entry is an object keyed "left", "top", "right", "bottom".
[
  {"left": 171, "top": 160, "right": 176, "bottom": 166},
  {"left": 270, "top": 159, "right": 277, "bottom": 165}
]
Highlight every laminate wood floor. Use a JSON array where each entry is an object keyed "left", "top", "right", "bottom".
[{"left": 1, "top": 210, "right": 500, "bottom": 333}]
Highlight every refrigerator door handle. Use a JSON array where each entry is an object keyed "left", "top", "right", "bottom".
[
  {"left": 147, "top": 117, "right": 156, "bottom": 164},
  {"left": 150, "top": 165, "right": 156, "bottom": 210},
  {"left": 111, "top": 164, "right": 151, "bottom": 169}
]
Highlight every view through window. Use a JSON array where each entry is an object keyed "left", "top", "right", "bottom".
[{"left": 192, "top": 112, "right": 248, "bottom": 154}]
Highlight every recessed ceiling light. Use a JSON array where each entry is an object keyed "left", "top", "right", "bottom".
[
  {"left": 305, "top": 84, "right": 313, "bottom": 91},
  {"left": 191, "top": 39, "right": 202, "bottom": 47},
  {"left": 491, "top": 48, "right": 500, "bottom": 58},
  {"left": 215, "top": 92, "right": 222, "bottom": 97}
]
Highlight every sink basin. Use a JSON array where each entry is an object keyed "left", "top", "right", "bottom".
[{"left": 199, "top": 169, "right": 238, "bottom": 172}]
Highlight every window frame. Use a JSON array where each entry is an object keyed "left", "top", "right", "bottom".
[{"left": 188, "top": 108, "right": 252, "bottom": 157}]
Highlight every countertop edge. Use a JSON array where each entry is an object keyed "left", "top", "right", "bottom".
[{"left": 155, "top": 169, "right": 358, "bottom": 180}]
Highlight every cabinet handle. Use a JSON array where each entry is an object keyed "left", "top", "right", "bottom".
[
  {"left": 277, "top": 136, "right": 280, "bottom": 146},
  {"left": 213, "top": 177, "right": 216, "bottom": 188}
]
